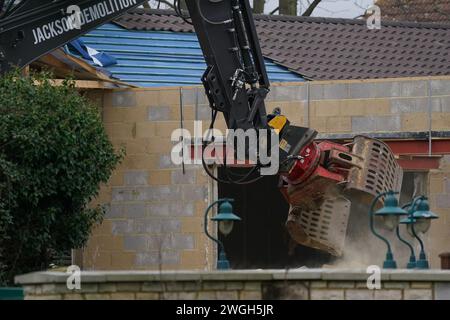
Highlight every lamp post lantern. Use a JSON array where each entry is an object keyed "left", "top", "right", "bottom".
[
  {"left": 370, "top": 190, "right": 408, "bottom": 269},
  {"left": 204, "top": 198, "right": 241, "bottom": 270},
  {"left": 400, "top": 196, "right": 438, "bottom": 269}
]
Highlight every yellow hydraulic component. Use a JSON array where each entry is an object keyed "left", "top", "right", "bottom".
[{"left": 268, "top": 115, "right": 288, "bottom": 134}]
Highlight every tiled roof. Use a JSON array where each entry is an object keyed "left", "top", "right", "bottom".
[
  {"left": 75, "top": 23, "right": 303, "bottom": 87},
  {"left": 114, "top": 9, "right": 450, "bottom": 80},
  {"left": 376, "top": 0, "right": 450, "bottom": 24}
]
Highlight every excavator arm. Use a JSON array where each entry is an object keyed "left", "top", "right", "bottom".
[
  {"left": 0, "top": 0, "right": 403, "bottom": 257},
  {"left": 0, "top": 0, "right": 148, "bottom": 74}
]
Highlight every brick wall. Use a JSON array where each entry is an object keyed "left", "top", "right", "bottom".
[
  {"left": 15, "top": 270, "right": 450, "bottom": 300},
  {"left": 81, "top": 76, "right": 450, "bottom": 271}
]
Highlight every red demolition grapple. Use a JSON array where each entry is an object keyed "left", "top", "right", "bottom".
[{"left": 278, "top": 135, "right": 403, "bottom": 256}]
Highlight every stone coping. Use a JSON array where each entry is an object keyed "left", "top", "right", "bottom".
[{"left": 15, "top": 269, "right": 450, "bottom": 285}]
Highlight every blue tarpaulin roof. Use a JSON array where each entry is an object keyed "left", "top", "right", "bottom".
[{"left": 75, "top": 23, "right": 304, "bottom": 87}]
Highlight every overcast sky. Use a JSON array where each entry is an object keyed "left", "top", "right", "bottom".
[
  {"left": 262, "top": 0, "right": 376, "bottom": 19},
  {"left": 150, "top": 0, "right": 376, "bottom": 19}
]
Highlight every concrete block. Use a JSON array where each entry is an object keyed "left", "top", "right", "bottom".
[
  {"left": 203, "top": 282, "right": 226, "bottom": 291},
  {"left": 401, "top": 113, "right": 429, "bottom": 131},
  {"left": 339, "top": 100, "right": 366, "bottom": 116},
  {"left": 196, "top": 104, "right": 212, "bottom": 120},
  {"left": 108, "top": 203, "right": 146, "bottom": 218},
  {"left": 148, "top": 170, "right": 171, "bottom": 185},
  {"left": 410, "top": 282, "right": 432, "bottom": 289},
  {"left": 110, "top": 293, "right": 135, "bottom": 300},
  {"left": 374, "top": 82, "right": 402, "bottom": 98},
  {"left": 111, "top": 220, "right": 134, "bottom": 235},
  {"left": 135, "top": 122, "right": 156, "bottom": 138},
  {"left": 310, "top": 84, "right": 324, "bottom": 100},
  {"left": 142, "top": 282, "right": 165, "bottom": 292},
  {"left": 323, "top": 83, "right": 349, "bottom": 100},
  {"left": 111, "top": 189, "right": 132, "bottom": 202},
  {"left": 226, "top": 281, "right": 244, "bottom": 290},
  {"left": 124, "top": 170, "right": 148, "bottom": 186},
  {"left": 160, "top": 90, "right": 180, "bottom": 105},
  {"left": 272, "top": 85, "right": 306, "bottom": 101},
  {"left": 404, "top": 289, "right": 432, "bottom": 300},
  {"left": 143, "top": 186, "right": 183, "bottom": 201},
  {"left": 84, "top": 293, "right": 111, "bottom": 300},
  {"left": 328, "top": 281, "right": 355, "bottom": 289},
  {"left": 383, "top": 282, "right": 409, "bottom": 289},
  {"left": 436, "top": 194, "right": 450, "bottom": 208},
  {"left": 400, "top": 81, "right": 428, "bottom": 97},
  {"left": 310, "top": 289, "right": 344, "bottom": 300},
  {"left": 312, "top": 100, "right": 341, "bottom": 117},
  {"left": 182, "top": 88, "right": 208, "bottom": 105},
  {"left": 432, "top": 113, "right": 450, "bottom": 130},
  {"left": 345, "top": 289, "right": 374, "bottom": 300},
  {"left": 310, "top": 281, "right": 327, "bottom": 288},
  {"left": 148, "top": 202, "right": 194, "bottom": 217},
  {"left": 121, "top": 203, "right": 147, "bottom": 218},
  {"left": 352, "top": 115, "right": 401, "bottom": 132},
  {"left": 216, "top": 291, "right": 239, "bottom": 300},
  {"left": 182, "top": 186, "right": 208, "bottom": 201},
  {"left": 133, "top": 219, "right": 181, "bottom": 233},
  {"left": 435, "top": 283, "right": 450, "bottom": 300},
  {"left": 348, "top": 82, "right": 401, "bottom": 99},
  {"left": 326, "top": 116, "right": 351, "bottom": 132},
  {"left": 177, "top": 292, "right": 199, "bottom": 300},
  {"left": 26, "top": 294, "right": 63, "bottom": 300},
  {"left": 148, "top": 106, "right": 171, "bottom": 121},
  {"left": 161, "top": 292, "right": 178, "bottom": 300},
  {"left": 124, "top": 235, "right": 148, "bottom": 251},
  {"left": 162, "top": 234, "right": 195, "bottom": 250},
  {"left": 198, "top": 291, "right": 217, "bottom": 300},
  {"left": 391, "top": 98, "right": 435, "bottom": 113},
  {"left": 63, "top": 293, "right": 85, "bottom": 300},
  {"left": 135, "top": 251, "right": 180, "bottom": 266},
  {"left": 171, "top": 170, "right": 197, "bottom": 184},
  {"left": 159, "top": 154, "right": 178, "bottom": 169},
  {"left": 116, "top": 283, "right": 141, "bottom": 292},
  {"left": 240, "top": 291, "right": 262, "bottom": 300},
  {"left": 439, "top": 96, "right": 450, "bottom": 112},
  {"left": 431, "top": 79, "right": 450, "bottom": 95},
  {"left": 183, "top": 281, "right": 202, "bottom": 291},
  {"left": 348, "top": 83, "right": 372, "bottom": 99},
  {"left": 136, "top": 292, "right": 159, "bottom": 300},
  {"left": 112, "top": 91, "right": 137, "bottom": 108},
  {"left": 352, "top": 116, "right": 377, "bottom": 132},
  {"left": 373, "top": 289, "right": 402, "bottom": 300},
  {"left": 98, "top": 283, "right": 117, "bottom": 293}
]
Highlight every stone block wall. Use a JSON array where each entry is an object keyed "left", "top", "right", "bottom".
[
  {"left": 81, "top": 76, "right": 450, "bottom": 271},
  {"left": 15, "top": 270, "right": 450, "bottom": 300}
]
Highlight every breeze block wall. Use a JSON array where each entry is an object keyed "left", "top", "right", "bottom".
[
  {"left": 82, "top": 76, "right": 450, "bottom": 271},
  {"left": 81, "top": 88, "right": 215, "bottom": 271}
]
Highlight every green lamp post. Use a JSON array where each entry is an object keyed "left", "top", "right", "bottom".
[
  {"left": 204, "top": 198, "right": 241, "bottom": 270},
  {"left": 395, "top": 204, "right": 417, "bottom": 269},
  {"left": 400, "top": 196, "right": 438, "bottom": 269},
  {"left": 370, "top": 190, "right": 408, "bottom": 269}
]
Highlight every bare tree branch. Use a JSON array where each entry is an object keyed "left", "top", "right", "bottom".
[
  {"left": 302, "top": 0, "right": 322, "bottom": 16},
  {"left": 269, "top": 6, "right": 279, "bottom": 15}
]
